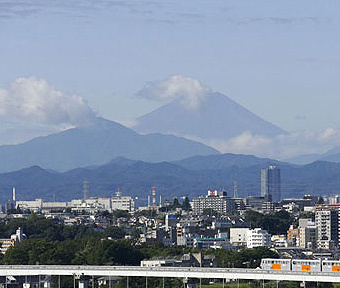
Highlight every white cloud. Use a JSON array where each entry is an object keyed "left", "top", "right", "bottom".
[
  {"left": 206, "top": 128, "right": 340, "bottom": 160},
  {"left": 0, "top": 77, "right": 96, "bottom": 126},
  {"left": 137, "top": 75, "right": 211, "bottom": 109},
  {"left": 208, "top": 132, "right": 274, "bottom": 156}
]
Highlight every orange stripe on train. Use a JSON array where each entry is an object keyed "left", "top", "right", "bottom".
[
  {"left": 302, "top": 265, "right": 311, "bottom": 271},
  {"left": 272, "top": 264, "right": 281, "bottom": 270}
]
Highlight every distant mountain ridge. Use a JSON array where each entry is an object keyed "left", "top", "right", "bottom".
[
  {"left": 321, "top": 146, "right": 340, "bottom": 163},
  {"left": 134, "top": 92, "right": 287, "bottom": 142},
  {"left": 173, "top": 153, "right": 288, "bottom": 170},
  {"left": 285, "top": 145, "right": 340, "bottom": 164},
  {"left": 0, "top": 154, "right": 339, "bottom": 204},
  {"left": 0, "top": 117, "right": 219, "bottom": 172}
]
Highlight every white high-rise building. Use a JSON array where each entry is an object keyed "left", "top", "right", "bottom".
[
  {"left": 315, "top": 204, "right": 340, "bottom": 250},
  {"left": 192, "top": 190, "right": 236, "bottom": 215}
]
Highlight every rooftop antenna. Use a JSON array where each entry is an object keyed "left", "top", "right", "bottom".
[
  {"left": 116, "top": 187, "right": 122, "bottom": 197},
  {"left": 83, "top": 179, "right": 89, "bottom": 200}
]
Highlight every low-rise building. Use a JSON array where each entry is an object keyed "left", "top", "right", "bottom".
[
  {"left": 16, "top": 199, "right": 43, "bottom": 212},
  {"left": 16, "top": 191, "right": 135, "bottom": 214},
  {"left": 244, "top": 196, "right": 271, "bottom": 212},
  {"left": 193, "top": 237, "right": 232, "bottom": 249},
  {"left": 287, "top": 225, "right": 300, "bottom": 247},
  {"left": 246, "top": 228, "right": 271, "bottom": 248},
  {"left": 230, "top": 228, "right": 249, "bottom": 248},
  {"left": 0, "top": 227, "right": 26, "bottom": 254},
  {"left": 271, "top": 235, "right": 287, "bottom": 248}
]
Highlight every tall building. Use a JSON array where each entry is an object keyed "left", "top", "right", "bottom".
[
  {"left": 261, "top": 165, "right": 281, "bottom": 202},
  {"left": 192, "top": 190, "right": 236, "bottom": 215},
  {"left": 315, "top": 204, "right": 340, "bottom": 250},
  {"left": 299, "top": 218, "right": 317, "bottom": 249}
]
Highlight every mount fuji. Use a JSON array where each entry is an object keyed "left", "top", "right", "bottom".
[{"left": 134, "top": 92, "right": 286, "bottom": 143}]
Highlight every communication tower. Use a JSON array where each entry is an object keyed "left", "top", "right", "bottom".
[{"left": 83, "top": 179, "right": 89, "bottom": 200}]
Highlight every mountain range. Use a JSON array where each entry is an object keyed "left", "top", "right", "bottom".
[
  {"left": 0, "top": 117, "right": 218, "bottom": 172},
  {"left": 0, "top": 85, "right": 339, "bottom": 204},
  {"left": 1, "top": 154, "right": 339, "bottom": 204},
  {"left": 285, "top": 146, "right": 340, "bottom": 164}
]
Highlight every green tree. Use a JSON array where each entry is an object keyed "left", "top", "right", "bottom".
[
  {"left": 181, "top": 196, "right": 191, "bottom": 211},
  {"left": 112, "top": 210, "right": 130, "bottom": 219},
  {"left": 244, "top": 210, "right": 293, "bottom": 235},
  {"left": 317, "top": 196, "right": 325, "bottom": 204},
  {"left": 215, "top": 247, "right": 278, "bottom": 269},
  {"left": 104, "top": 226, "right": 125, "bottom": 239},
  {"left": 173, "top": 198, "right": 181, "bottom": 208}
]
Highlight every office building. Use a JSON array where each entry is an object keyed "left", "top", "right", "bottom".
[{"left": 261, "top": 166, "right": 281, "bottom": 202}]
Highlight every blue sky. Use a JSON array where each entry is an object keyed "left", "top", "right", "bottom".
[{"left": 0, "top": 0, "right": 339, "bottom": 157}]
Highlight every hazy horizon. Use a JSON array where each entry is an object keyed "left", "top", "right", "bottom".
[{"left": 1, "top": 0, "right": 339, "bottom": 159}]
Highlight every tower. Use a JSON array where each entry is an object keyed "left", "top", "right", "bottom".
[
  {"left": 12, "top": 187, "right": 16, "bottom": 202},
  {"left": 83, "top": 179, "right": 89, "bottom": 200},
  {"left": 152, "top": 187, "right": 156, "bottom": 207},
  {"left": 261, "top": 165, "right": 281, "bottom": 202},
  {"left": 233, "top": 180, "right": 238, "bottom": 199}
]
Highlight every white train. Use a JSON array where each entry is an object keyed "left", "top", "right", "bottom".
[{"left": 261, "top": 258, "right": 340, "bottom": 272}]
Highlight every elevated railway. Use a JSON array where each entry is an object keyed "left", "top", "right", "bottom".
[{"left": 1, "top": 265, "right": 340, "bottom": 283}]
